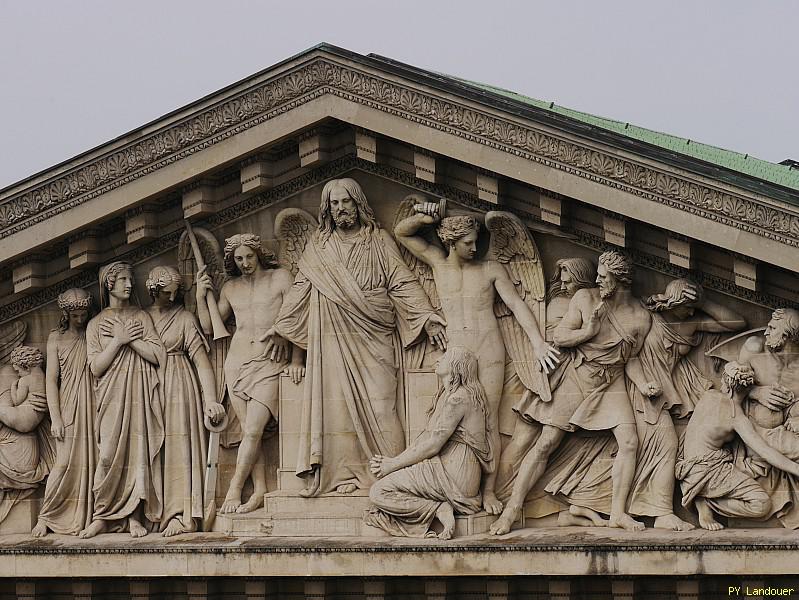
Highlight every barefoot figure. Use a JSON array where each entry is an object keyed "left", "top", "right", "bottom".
[
  {"left": 491, "top": 251, "right": 655, "bottom": 534},
  {"left": 80, "top": 261, "right": 166, "bottom": 539},
  {"left": 365, "top": 346, "right": 493, "bottom": 539},
  {"left": 196, "top": 234, "right": 304, "bottom": 514},
  {"left": 678, "top": 361, "right": 799, "bottom": 530},
  {"left": 33, "top": 289, "right": 97, "bottom": 537},
  {"left": 145, "top": 267, "right": 225, "bottom": 536},
  {"left": 394, "top": 201, "right": 558, "bottom": 515}
]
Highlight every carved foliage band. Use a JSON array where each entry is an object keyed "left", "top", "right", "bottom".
[{"left": 2, "top": 58, "right": 798, "bottom": 250}]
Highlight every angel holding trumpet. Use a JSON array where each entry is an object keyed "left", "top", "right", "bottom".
[{"left": 393, "top": 198, "right": 560, "bottom": 514}]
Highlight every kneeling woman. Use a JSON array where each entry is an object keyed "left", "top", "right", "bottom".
[{"left": 365, "top": 346, "right": 493, "bottom": 540}]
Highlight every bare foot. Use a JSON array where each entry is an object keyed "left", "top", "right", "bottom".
[
  {"left": 220, "top": 488, "right": 243, "bottom": 514},
  {"left": 654, "top": 513, "right": 695, "bottom": 532},
  {"left": 129, "top": 517, "right": 148, "bottom": 538},
  {"left": 570, "top": 505, "right": 609, "bottom": 527},
  {"left": 236, "top": 489, "right": 265, "bottom": 514},
  {"left": 78, "top": 520, "right": 106, "bottom": 539},
  {"left": 336, "top": 483, "right": 358, "bottom": 494},
  {"left": 609, "top": 512, "right": 645, "bottom": 531},
  {"left": 31, "top": 520, "right": 49, "bottom": 538},
  {"left": 162, "top": 518, "right": 188, "bottom": 537},
  {"left": 435, "top": 503, "right": 455, "bottom": 540},
  {"left": 557, "top": 510, "right": 593, "bottom": 527},
  {"left": 490, "top": 504, "right": 520, "bottom": 535},
  {"left": 696, "top": 498, "right": 724, "bottom": 531},
  {"left": 482, "top": 492, "right": 503, "bottom": 515}
]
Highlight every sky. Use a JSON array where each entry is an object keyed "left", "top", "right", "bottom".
[{"left": 0, "top": 0, "right": 796, "bottom": 190}]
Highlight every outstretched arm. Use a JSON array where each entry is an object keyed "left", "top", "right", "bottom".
[
  {"left": 370, "top": 396, "right": 466, "bottom": 478},
  {"left": 695, "top": 298, "right": 747, "bottom": 333},
  {"left": 393, "top": 211, "right": 446, "bottom": 266},
  {"left": 735, "top": 414, "right": 799, "bottom": 478},
  {"left": 492, "top": 264, "right": 559, "bottom": 371}
]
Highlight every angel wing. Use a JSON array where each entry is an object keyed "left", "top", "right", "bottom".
[
  {"left": 0, "top": 321, "right": 26, "bottom": 365},
  {"left": 391, "top": 196, "right": 440, "bottom": 310},
  {"left": 485, "top": 211, "right": 550, "bottom": 402},
  {"left": 178, "top": 226, "right": 226, "bottom": 314},
  {"left": 274, "top": 208, "right": 318, "bottom": 277},
  {"left": 705, "top": 327, "right": 765, "bottom": 363}
]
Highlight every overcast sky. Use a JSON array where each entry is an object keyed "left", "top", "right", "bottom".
[{"left": 1, "top": 0, "right": 796, "bottom": 189}]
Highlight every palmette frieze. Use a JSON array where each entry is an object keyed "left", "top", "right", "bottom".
[{"left": 1, "top": 58, "right": 798, "bottom": 254}]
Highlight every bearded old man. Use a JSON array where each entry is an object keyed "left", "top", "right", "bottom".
[
  {"left": 268, "top": 178, "right": 446, "bottom": 496},
  {"left": 491, "top": 251, "right": 656, "bottom": 534}
]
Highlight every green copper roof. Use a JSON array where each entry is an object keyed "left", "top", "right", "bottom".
[{"left": 451, "top": 77, "right": 799, "bottom": 193}]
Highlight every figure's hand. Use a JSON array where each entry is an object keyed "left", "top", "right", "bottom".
[
  {"left": 204, "top": 402, "right": 226, "bottom": 425},
  {"left": 369, "top": 455, "right": 396, "bottom": 479},
  {"left": 751, "top": 385, "right": 794, "bottom": 411},
  {"left": 284, "top": 364, "right": 306, "bottom": 385},
  {"left": 50, "top": 418, "right": 65, "bottom": 440},
  {"left": 424, "top": 314, "right": 448, "bottom": 350},
  {"left": 125, "top": 320, "right": 144, "bottom": 342},
  {"left": 680, "top": 284, "right": 700, "bottom": 304},
  {"left": 101, "top": 317, "right": 138, "bottom": 345},
  {"left": 195, "top": 266, "right": 214, "bottom": 296},
  {"left": 638, "top": 381, "right": 662, "bottom": 398},
  {"left": 585, "top": 301, "right": 605, "bottom": 336},
  {"left": 413, "top": 201, "right": 441, "bottom": 224},
  {"left": 259, "top": 328, "right": 290, "bottom": 363},
  {"left": 533, "top": 341, "right": 560, "bottom": 375}
]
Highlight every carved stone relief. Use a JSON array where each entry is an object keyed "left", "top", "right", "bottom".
[{"left": 0, "top": 174, "right": 795, "bottom": 543}]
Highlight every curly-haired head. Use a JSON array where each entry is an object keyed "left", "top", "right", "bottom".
[
  {"left": 598, "top": 250, "right": 633, "bottom": 286},
  {"left": 223, "top": 234, "right": 278, "bottom": 276},
  {"left": 146, "top": 266, "right": 184, "bottom": 299},
  {"left": 645, "top": 279, "right": 704, "bottom": 312},
  {"left": 10, "top": 346, "right": 44, "bottom": 370},
  {"left": 98, "top": 261, "right": 134, "bottom": 309},
  {"left": 437, "top": 216, "right": 480, "bottom": 250},
  {"left": 770, "top": 308, "right": 799, "bottom": 342},
  {"left": 57, "top": 288, "right": 93, "bottom": 332},
  {"left": 721, "top": 361, "right": 755, "bottom": 394}
]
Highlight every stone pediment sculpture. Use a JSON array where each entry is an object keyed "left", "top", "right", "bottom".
[{"left": 0, "top": 43, "right": 797, "bottom": 589}]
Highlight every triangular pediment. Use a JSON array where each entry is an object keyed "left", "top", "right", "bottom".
[{"left": 1, "top": 43, "right": 797, "bottom": 321}]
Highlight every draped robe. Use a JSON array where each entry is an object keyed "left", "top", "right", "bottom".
[
  {"left": 37, "top": 334, "right": 97, "bottom": 534},
  {"left": 86, "top": 307, "right": 165, "bottom": 525},
  {"left": 149, "top": 305, "right": 208, "bottom": 531},
  {"left": 273, "top": 228, "right": 436, "bottom": 494}
]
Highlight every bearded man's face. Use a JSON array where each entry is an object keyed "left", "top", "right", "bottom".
[
  {"left": 765, "top": 318, "right": 790, "bottom": 352},
  {"left": 329, "top": 188, "right": 358, "bottom": 230},
  {"left": 596, "top": 264, "right": 618, "bottom": 300}
]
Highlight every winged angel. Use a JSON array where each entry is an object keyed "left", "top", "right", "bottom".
[{"left": 392, "top": 197, "right": 559, "bottom": 514}]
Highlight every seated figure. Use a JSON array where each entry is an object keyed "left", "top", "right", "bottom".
[
  {"left": 364, "top": 346, "right": 493, "bottom": 539},
  {"left": 678, "top": 361, "right": 799, "bottom": 530}
]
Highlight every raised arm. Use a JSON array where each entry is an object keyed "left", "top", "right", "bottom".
[
  {"left": 735, "top": 414, "right": 799, "bottom": 478},
  {"left": 393, "top": 211, "right": 446, "bottom": 266},
  {"left": 695, "top": 298, "right": 747, "bottom": 333}
]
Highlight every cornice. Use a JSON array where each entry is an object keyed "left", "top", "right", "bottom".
[
  {"left": 2, "top": 56, "right": 798, "bottom": 258},
  {"left": 1, "top": 155, "right": 791, "bottom": 326}
]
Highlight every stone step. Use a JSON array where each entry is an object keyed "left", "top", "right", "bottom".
[{"left": 264, "top": 490, "right": 371, "bottom": 516}]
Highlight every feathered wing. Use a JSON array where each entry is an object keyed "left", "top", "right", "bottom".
[
  {"left": 391, "top": 197, "right": 440, "bottom": 311},
  {"left": 274, "top": 208, "right": 318, "bottom": 278},
  {"left": 485, "top": 211, "right": 550, "bottom": 402},
  {"left": 178, "top": 226, "right": 226, "bottom": 314},
  {"left": 0, "top": 321, "right": 26, "bottom": 365}
]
